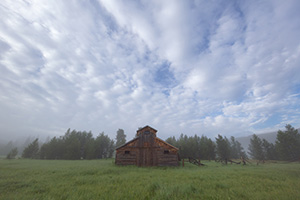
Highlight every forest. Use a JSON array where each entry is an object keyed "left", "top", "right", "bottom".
[{"left": 4, "top": 124, "right": 300, "bottom": 162}]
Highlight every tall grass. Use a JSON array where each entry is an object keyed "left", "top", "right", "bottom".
[{"left": 0, "top": 159, "right": 299, "bottom": 199}]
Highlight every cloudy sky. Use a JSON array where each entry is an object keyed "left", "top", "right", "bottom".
[{"left": 1, "top": 0, "right": 300, "bottom": 142}]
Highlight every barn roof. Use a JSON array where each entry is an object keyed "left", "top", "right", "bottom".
[
  {"left": 137, "top": 125, "right": 157, "bottom": 133},
  {"left": 155, "top": 137, "right": 179, "bottom": 150},
  {"left": 115, "top": 137, "right": 138, "bottom": 150},
  {"left": 115, "top": 125, "right": 178, "bottom": 150},
  {"left": 115, "top": 136, "right": 178, "bottom": 150}
]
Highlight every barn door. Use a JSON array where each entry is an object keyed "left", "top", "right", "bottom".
[
  {"left": 139, "top": 148, "right": 153, "bottom": 166},
  {"left": 145, "top": 148, "right": 153, "bottom": 166}
]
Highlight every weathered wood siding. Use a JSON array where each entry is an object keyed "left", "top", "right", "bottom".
[
  {"left": 155, "top": 138, "right": 179, "bottom": 166},
  {"left": 115, "top": 147, "right": 137, "bottom": 165},
  {"left": 115, "top": 126, "right": 179, "bottom": 166},
  {"left": 115, "top": 139, "right": 138, "bottom": 165}
]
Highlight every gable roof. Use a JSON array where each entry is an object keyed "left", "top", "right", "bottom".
[
  {"left": 137, "top": 125, "right": 157, "bottom": 133},
  {"left": 115, "top": 137, "right": 138, "bottom": 150},
  {"left": 115, "top": 125, "right": 178, "bottom": 151},
  {"left": 155, "top": 137, "right": 179, "bottom": 150},
  {"left": 115, "top": 136, "right": 178, "bottom": 150}
]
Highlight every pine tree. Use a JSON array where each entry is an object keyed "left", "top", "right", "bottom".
[
  {"left": 22, "top": 138, "right": 39, "bottom": 159},
  {"left": 276, "top": 124, "right": 300, "bottom": 161},
  {"left": 115, "top": 129, "right": 126, "bottom": 147},
  {"left": 230, "top": 136, "right": 247, "bottom": 159},
  {"left": 262, "top": 139, "right": 277, "bottom": 160},
  {"left": 6, "top": 147, "right": 18, "bottom": 159},
  {"left": 248, "top": 134, "right": 264, "bottom": 161},
  {"left": 215, "top": 135, "right": 231, "bottom": 164},
  {"left": 95, "top": 132, "right": 114, "bottom": 159}
]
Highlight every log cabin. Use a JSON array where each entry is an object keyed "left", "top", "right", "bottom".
[{"left": 115, "top": 125, "right": 179, "bottom": 166}]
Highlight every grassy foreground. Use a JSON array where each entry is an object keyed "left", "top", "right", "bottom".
[{"left": 0, "top": 159, "right": 300, "bottom": 200}]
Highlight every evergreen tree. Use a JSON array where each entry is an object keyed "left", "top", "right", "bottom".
[
  {"left": 198, "top": 135, "right": 216, "bottom": 160},
  {"left": 77, "top": 131, "right": 93, "bottom": 159},
  {"left": 22, "top": 138, "right": 39, "bottom": 159},
  {"left": 262, "top": 139, "right": 277, "bottom": 160},
  {"left": 276, "top": 124, "right": 300, "bottom": 161},
  {"left": 230, "top": 136, "right": 239, "bottom": 159},
  {"left": 39, "top": 129, "right": 116, "bottom": 160},
  {"left": 45, "top": 136, "right": 65, "bottom": 159},
  {"left": 165, "top": 136, "right": 177, "bottom": 147},
  {"left": 108, "top": 139, "right": 115, "bottom": 158},
  {"left": 248, "top": 134, "right": 264, "bottom": 161},
  {"left": 95, "top": 132, "right": 114, "bottom": 159},
  {"left": 63, "top": 129, "right": 81, "bottom": 159},
  {"left": 39, "top": 142, "right": 49, "bottom": 159},
  {"left": 206, "top": 138, "right": 216, "bottom": 161},
  {"left": 215, "top": 135, "right": 231, "bottom": 164},
  {"left": 236, "top": 141, "right": 248, "bottom": 159},
  {"left": 6, "top": 147, "right": 18, "bottom": 159},
  {"left": 230, "top": 136, "right": 247, "bottom": 159},
  {"left": 166, "top": 134, "right": 216, "bottom": 160},
  {"left": 85, "top": 138, "right": 96, "bottom": 159},
  {"left": 115, "top": 129, "right": 126, "bottom": 147},
  {"left": 177, "top": 134, "right": 189, "bottom": 158}
]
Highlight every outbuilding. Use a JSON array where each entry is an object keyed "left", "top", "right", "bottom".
[{"left": 115, "top": 125, "right": 179, "bottom": 166}]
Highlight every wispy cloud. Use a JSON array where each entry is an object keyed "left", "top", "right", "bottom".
[{"left": 0, "top": 0, "right": 300, "bottom": 141}]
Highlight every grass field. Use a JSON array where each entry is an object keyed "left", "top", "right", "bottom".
[{"left": 0, "top": 159, "right": 300, "bottom": 200}]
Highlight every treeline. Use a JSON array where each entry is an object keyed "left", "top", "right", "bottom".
[
  {"left": 249, "top": 124, "right": 300, "bottom": 161},
  {"left": 7, "top": 124, "right": 300, "bottom": 162},
  {"left": 166, "top": 124, "right": 300, "bottom": 162},
  {"left": 20, "top": 129, "right": 126, "bottom": 160},
  {"left": 166, "top": 134, "right": 247, "bottom": 161}
]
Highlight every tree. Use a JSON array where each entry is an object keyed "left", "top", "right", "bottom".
[
  {"left": 39, "top": 142, "right": 49, "bottom": 159},
  {"left": 177, "top": 134, "right": 189, "bottom": 158},
  {"left": 248, "top": 134, "right": 264, "bottom": 161},
  {"left": 215, "top": 135, "right": 231, "bottom": 164},
  {"left": 85, "top": 138, "right": 96, "bottom": 159},
  {"left": 115, "top": 129, "right": 126, "bottom": 147},
  {"left": 166, "top": 136, "right": 177, "bottom": 147},
  {"left": 63, "top": 129, "right": 81, "bottom": 160},
  {"left": 230, "top": 136, "right": 247, "bottom": 159},
  {"left": 206, "top": 138, "right": 216, "bottom": 161},
  {"left": 40, "top": 137, "right": 65, "bottom": 159},
  {"left": 262, "top": 139, "right": 277, "bottom": 160},
  {"left": 198, "top": 135, "right": 216, "bottom": 160},
  {"left": 165, "top": 134, "right": 216, "bottom": 160},
  {"left": 108, "top": 139, "right": 115, "bottom": 158},
  {"left": 22, "top": 138, "right": 39, "bottom": 159},
  {"left": 95, "top": 132, "right": 115, "bottom": 159},
  {"left": 74, "top": 130, "right": 94, "bottom": 159},
  {"left": 6, "top": 147, "right": 18, "bottom": 159},
  {"left": 276, "top": 124, "right": 300, "bottom": 161},
  {"left": 38, "top": 129, "right": 116, "bottom": 160}
]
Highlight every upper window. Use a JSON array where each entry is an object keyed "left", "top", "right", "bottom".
[
  {"left": 125, "top": 151, "right": 130, "bottom": 154},
  {"left": 164, "top": 150, "right": 169, "bottom": 154}
]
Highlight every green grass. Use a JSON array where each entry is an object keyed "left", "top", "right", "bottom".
[{"left": 0, "top": 159, "right": 299, "bottom": 200}]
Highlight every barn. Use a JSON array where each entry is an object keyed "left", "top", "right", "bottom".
[{"left": 115, "top": 125, "right": 179, "bottom": 166}]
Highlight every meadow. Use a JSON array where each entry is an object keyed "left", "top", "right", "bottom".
[{"left": 0, "top": 159, "right": 300, "bottom": 200}]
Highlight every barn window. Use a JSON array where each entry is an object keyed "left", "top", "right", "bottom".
[
  {"left": 164, "top": 150, "right": 169, "bottom": 154},
  {"left": 144, "top": 131, "right": 150, "bottom": 134},
  {"left": 125, "top": 151, "right": 130, "bottom": 154}
]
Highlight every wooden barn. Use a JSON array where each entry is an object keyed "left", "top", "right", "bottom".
[{"left": 115, "top": 125, "right": 179, "bottom": 166}]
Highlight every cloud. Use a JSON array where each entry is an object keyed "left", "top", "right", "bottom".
[{"left": 0, "top": 0, "right": 300, "bottom": 142}]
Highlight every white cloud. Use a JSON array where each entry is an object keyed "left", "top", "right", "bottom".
[{"left": 0, "top": 0, "right": 300, "bottom": 142}]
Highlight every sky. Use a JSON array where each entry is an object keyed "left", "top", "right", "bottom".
[{"left": 1, "top": 0, "right": 300, "bottom": 142}]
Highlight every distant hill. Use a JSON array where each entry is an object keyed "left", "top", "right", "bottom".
[{"left": 236, "top": 128, "right": 300, "bottom": 153}]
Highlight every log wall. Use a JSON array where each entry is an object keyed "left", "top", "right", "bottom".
[{"left": 115, "top": 126, "right": 179, "bottom": 166}]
